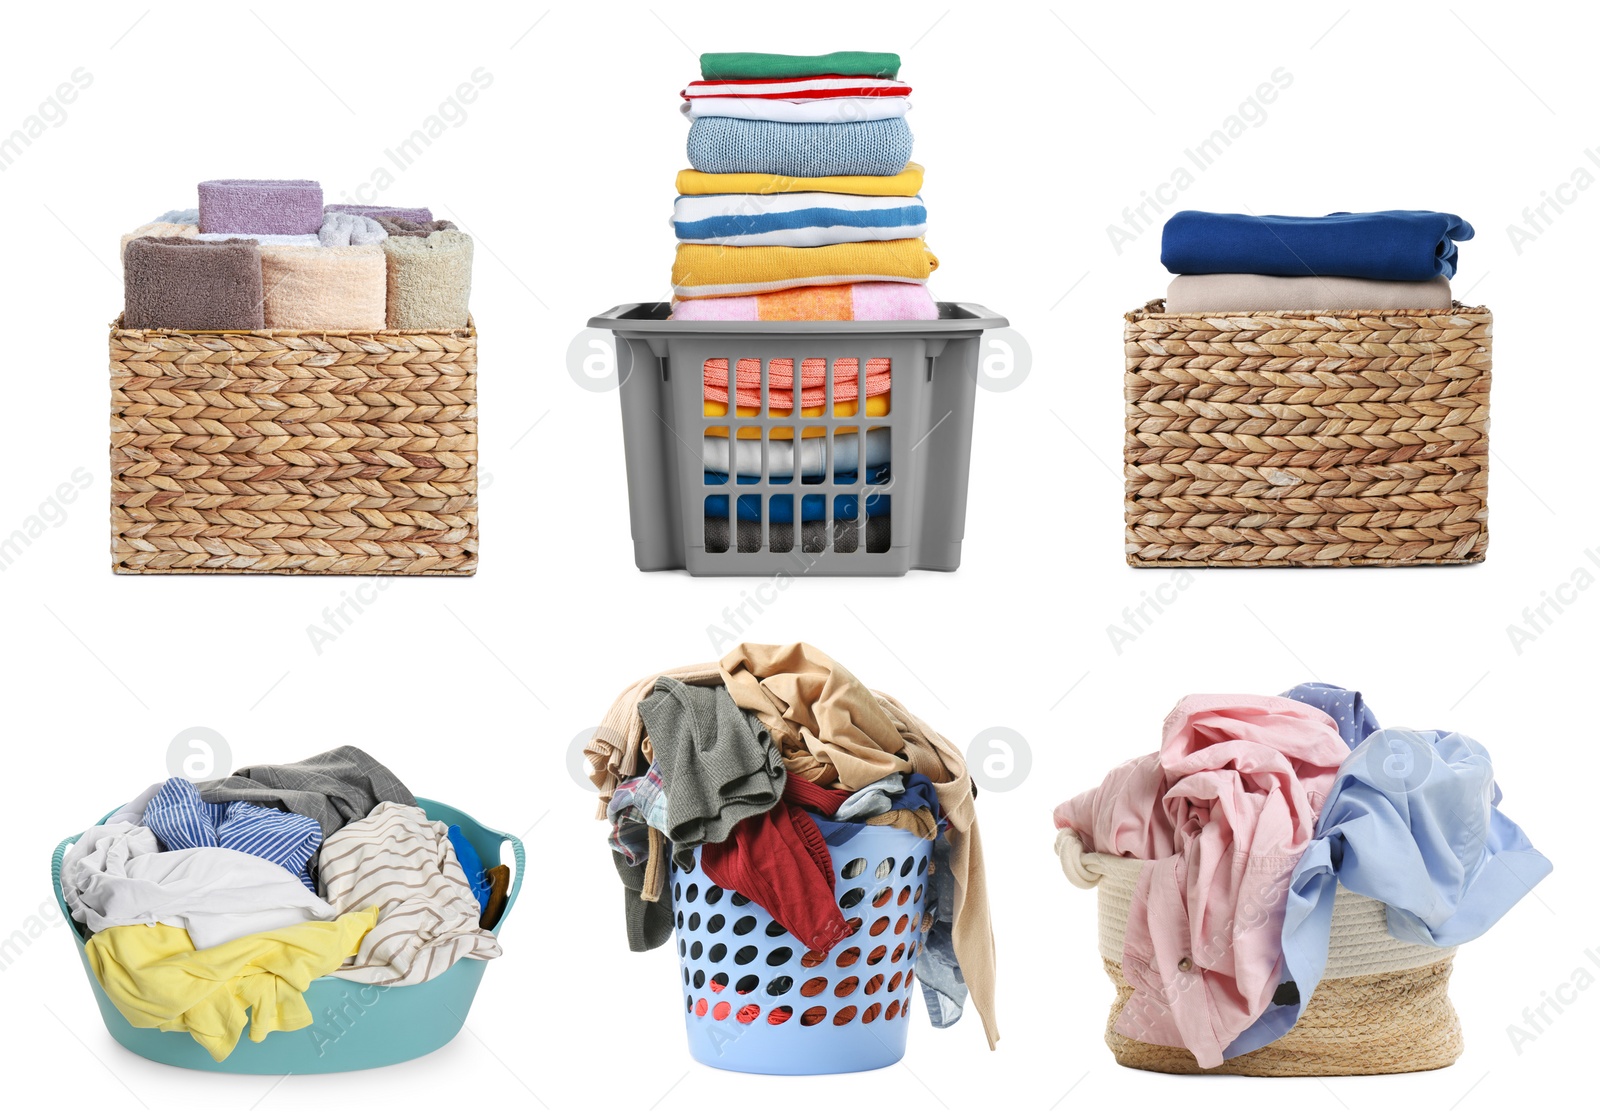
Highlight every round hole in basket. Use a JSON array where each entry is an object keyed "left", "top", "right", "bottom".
[{"left": 668, "top": 816, "right": 933, "bottom": 1074}]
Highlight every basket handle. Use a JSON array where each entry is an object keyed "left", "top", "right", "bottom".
[
  {"left": 1054, "top": 827, "right": 1110, "bottom": 889},
  {"left": 490, "top": 832, "right": 526, "bottom": 934},
  {"left": 50, "top": 835, "right": 78, "bottom": 927}
]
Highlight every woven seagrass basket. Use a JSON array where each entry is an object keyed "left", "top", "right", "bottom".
[
  {"left": 1124, "top": 301, "right": 1491, "bottom": 567},
  {"left": 109, "top": 319, "right": 477, "bottom": 574},
  {"left": 1056, "top": 828, "right": 1463, "bottom": 1076}
]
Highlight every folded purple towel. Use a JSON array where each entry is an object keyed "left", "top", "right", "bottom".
[
  {"left": 123, "top": 237, "right": 264, "bottom": 330},
  {"left": 326, "top": 204, "right": 434, "bottom": 225},
  {"left": 198, "top": 179, "right": 324, "bottom": 235}
]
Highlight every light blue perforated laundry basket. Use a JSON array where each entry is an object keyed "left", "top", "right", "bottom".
[
  {"left": 671, "top": 817, "right": 932, "bottom": 1075},
  {"left": 52, "top": 796, "right": 523, "bottom": 1074}
]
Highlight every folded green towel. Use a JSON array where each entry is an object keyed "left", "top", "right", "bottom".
[{"left": 699, "top": 51, "right": 900, "bottom": 80}]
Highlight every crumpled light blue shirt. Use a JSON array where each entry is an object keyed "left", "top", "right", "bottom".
[{"left": 1226, "top": 726, "right": 1552, "bottom": 1058}]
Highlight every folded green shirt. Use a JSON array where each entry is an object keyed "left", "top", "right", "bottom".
[{"left": 699, "top": 51, "right": 901, "bottom": 80}]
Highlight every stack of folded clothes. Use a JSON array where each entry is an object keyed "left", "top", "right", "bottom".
[
  {"left": 1158, "top": 210, "right": 1475, "bottom": 312},
  {"left": 588, "top": 642, "right": 999, "bottom": 1049},
  {"left": 1052, "top": 684, "right": 1550, "bottom": 1069},
  {"left": 60, "top": 747, "right": 509, "bottom": 1062},
  {"left": 672, "top": 52, "right": 931, "bottom": 553},
  {"left": 120, "top": 179, "right": 472, "bottom": 331}
]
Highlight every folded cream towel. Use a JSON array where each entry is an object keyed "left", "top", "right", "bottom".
[
  {"left": 319, "top": 212, "right": 388, "bottom": 247},
  {"left": 121, "top": 221, "right": 199, "bottom": 261},
  {"left": 260, "top": 244, "right": 386, "bottom": 331},
  {"left": 123, "top": 237, "right": 264, "bottom": 331},
  {"left": 1164, "top": 273, "right": 1455, "bottom": 313},
  {"left": 382, "top": 230, "right": 472, "bottom": 329}
]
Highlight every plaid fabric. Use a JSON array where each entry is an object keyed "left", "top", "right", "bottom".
[
  {"left": 199, "top": 745, "right": 416, "bottom": 840},
  {"left": 607, "top": 764, "right": 668, "bottom": 866}
]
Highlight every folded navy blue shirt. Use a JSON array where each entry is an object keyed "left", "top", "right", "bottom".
[{"left": 1161, "top": 210, "right": 1474, "bottom": 281}]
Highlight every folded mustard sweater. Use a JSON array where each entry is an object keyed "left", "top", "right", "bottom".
[
  {"left": 676, "top": 162, "right": 925, "bottom": 198},
  {"left": 673, "top": 239, "right": 937, "bottom": 300}
]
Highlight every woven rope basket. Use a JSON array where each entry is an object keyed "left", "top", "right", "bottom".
[
  {"left": 110, "top": 319, "right": 477, "bottom": 575},
  {"left": 1124, "top": 301, "right": 1491, "bottom": 567},
  {"left": 1055, "top": 828, "right": 1463, "bottom": 1076}
]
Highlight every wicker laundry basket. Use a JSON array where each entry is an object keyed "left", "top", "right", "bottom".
[
  {"left": 109, "top": 318, "right": 477, "bottom": 574},
  {"left": 1055, "top": 828, "right": 1462, "bottom": 1076},
  {"left": 1124, "top": 301, "right": 1491, "bottom": 567}
]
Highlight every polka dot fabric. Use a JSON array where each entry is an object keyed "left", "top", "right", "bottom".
[{"left": 671, "top": 818, "right": 932, "bottom": 1074}]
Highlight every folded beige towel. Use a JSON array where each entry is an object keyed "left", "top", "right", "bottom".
[
  {"left": 260, "top": 244, "right": 386, "bottom": 331},
  {"left": 121, "top": 221, "right": 198, "bottom": 262},
  {"left": 1165, "top": 273, "right": 1454, "bottom": 313},
  {"left": 382, "top": 230, "right": 472, "bottom": 329}
]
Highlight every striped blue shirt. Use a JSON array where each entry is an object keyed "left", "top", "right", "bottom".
[{"left": 143, "top": 777, "right": 322, "bottom": 889}]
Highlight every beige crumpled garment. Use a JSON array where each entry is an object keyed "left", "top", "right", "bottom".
[{"left": 585, "top": 641, "right": 999, "bottom": 1048}]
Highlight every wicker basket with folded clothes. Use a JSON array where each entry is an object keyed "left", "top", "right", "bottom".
[
  {"left": 587, "top": 641, "right": 998, "bottom": 1074},
  {"left": 53, "top": 747, "right": 521, "bottom": 1074},
  {"left": 1126, "top": 210, "right": 1490, "bottom": 568},
  {"left": 113, "top": 183, "right": 476, "bottom": 575},
  {"left": 1052, "top": 685, "right": 1550, "bottom": 1076}
]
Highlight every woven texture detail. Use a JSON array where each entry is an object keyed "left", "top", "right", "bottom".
[
  {"left": 1101, "top": 955, "right": 1462, "bottom": 1076},
  {"left": 110, "top": 320, "right": 477, "bottom": 575},
  {"left": 1124, "top": 302, "right": 1491, "bottom": 567}
]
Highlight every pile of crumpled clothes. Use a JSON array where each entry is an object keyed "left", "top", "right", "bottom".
[
  {"left": 59, "top": 747, "right": 507, "bottom": 1061},
  {"left": 1052, "top": 683, "right": 1551, "bottom": 1068},
  {"left": 587, "top": 642, "right": 998, "bottom": 1048}
]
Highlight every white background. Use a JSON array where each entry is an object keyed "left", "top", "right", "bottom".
[{"left": 0, "top": 1, "right": 1593, "bottom": 1115}]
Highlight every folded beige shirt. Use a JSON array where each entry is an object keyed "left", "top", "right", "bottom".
[{"left": 1165, "top": 273, "right": 1453, "bottom": 313}]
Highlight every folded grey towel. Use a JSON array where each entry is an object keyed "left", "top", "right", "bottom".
[
  {"left": 705, "top": 515, "right": 891, "bottom": 554},
  {"left": 153, "top": 208, "right": 199, "bottom": 225},
  {"left": 122, "top": 236, "right": 264, "bottom": 330},
  {"left": 199, "top": 745, "right": 416, "bottom": 840},
  {"left": 376, "top": 217, "right": 458, "bottom": 237},
  {"left": 319, "top": 212, "right": 388, "bottom": 247},
  {"left": 382, "top": 230, "right": 472, "bottom": 329}
]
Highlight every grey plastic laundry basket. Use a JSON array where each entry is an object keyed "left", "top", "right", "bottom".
[{"left": 589, "top": 303, "right": 1007, "bottom": 576}]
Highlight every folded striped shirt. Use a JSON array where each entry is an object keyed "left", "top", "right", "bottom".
[
  {"left": 681, "top": 96, "right": 911, "bottom": 123},
  {"left": 143, "top": 777, "right": 322, "bottom": 890},
  {"left": 320, "top": 802, "right": 501, "bottom": 986},
  {"left": 684, "top": 76, "right": 911, "bottom": 100},
  {"left": 673, "top": 192, "right": 926, "bottom": 247}
]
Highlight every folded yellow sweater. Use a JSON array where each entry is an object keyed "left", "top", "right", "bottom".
[
  {"left": 673, "top": 240, "right": 938, "bottom": 300},
  {"left": 85, "top": 908, "right": 378, "bottom": 1062},
  {"left": 676, "top": 162, "right": 925, "bottom": 198}
]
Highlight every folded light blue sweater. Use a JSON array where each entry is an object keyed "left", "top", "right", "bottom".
[{"left": 687, "top": 117, "right": 913, "bottom": 178}]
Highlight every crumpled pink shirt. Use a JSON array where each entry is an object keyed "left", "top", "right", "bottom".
[{"left": 1053, "top": 694, "right": 1347, "bottom": 1067}]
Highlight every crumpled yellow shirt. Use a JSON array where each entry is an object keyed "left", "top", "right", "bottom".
[{"left": 85, "top": 907, "right": 378, "bottom": 1062}]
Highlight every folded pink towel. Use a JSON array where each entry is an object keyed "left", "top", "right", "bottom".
[
  {"left": 670, "top": 282, "right": 938, "bottom": 322},
  {"left": 198, "top": 179, "right": 324, "bottom": 235},
  {"left": 260, "top": 245, "right": 386, "bottom": 331}
]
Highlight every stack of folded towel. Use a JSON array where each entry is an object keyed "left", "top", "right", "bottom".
[
  {"left": 673, "top": 52, "right": 930, "bottom": 554},
  {"left": 671, "top": 51, "right": 938, "bottom": 321},
  {"left": 60, "top": 747, "right": 510, "bottom": 1062},
  {"left": 121, "top": 179, "right": 473, "bottom": 331},
  {"left": 1159, "top": 210, "right": 1475, "bottom": 313}
]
